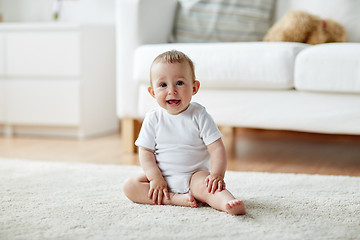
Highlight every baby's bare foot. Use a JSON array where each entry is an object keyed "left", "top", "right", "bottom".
[
  {"left": 170, "top": 193, "right": 198, "bottom": 208},
  {"left": 225, "top": 199, "right": 246, "bottom": 215}
]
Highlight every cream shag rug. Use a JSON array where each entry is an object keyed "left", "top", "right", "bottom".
[{"left": 0, "top": 158, "right": 359, "bottom": 240}]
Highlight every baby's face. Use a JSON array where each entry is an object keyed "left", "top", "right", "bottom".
[{"left": 149, "top": 61, "right": 199, "bottom": 115}]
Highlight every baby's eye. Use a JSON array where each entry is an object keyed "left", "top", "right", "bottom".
[
  {"left": 159, "top": 83, "right": 167, "bottom": 88},
  {"left": 176, "top": 81, "right": 184, "bottom": 86}
]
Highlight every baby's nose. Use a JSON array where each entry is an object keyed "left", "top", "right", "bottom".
[{"left": 168, "top": 86, "right": 177, "bottom": 94}]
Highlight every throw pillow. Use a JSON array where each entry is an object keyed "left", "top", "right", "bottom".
[{"left": 173, "top": 0, "right": 275, "bottom": 43}]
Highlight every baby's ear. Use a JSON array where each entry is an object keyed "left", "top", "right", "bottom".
[
  {"left": 192, "top": 80, "right": 200, "bottom": 95},
  {"left": 148, "top": 86, "right": 156, "bottom": 98}
]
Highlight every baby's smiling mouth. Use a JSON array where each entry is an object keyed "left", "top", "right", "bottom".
[{"left": 166, "top": 99, "right": 181, "bottom": 105}]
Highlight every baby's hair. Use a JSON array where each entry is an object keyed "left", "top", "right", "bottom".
[{"left": 150, "top": 50, "right": 196, "bottom": 84}]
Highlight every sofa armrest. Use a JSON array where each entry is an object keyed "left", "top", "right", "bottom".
[
  {"left": 116, "top": 0, "right": 178, "bottom": 118},
  {"left": 116, "top": 0, "right": 178, "bottom": 45}
]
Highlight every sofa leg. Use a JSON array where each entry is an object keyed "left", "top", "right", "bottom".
[
  {"left": 220, "top": 126, "right": 235, "bottom": 158},
  {"left": 121, "top": 118, "right": 141, "bottom": 154}
]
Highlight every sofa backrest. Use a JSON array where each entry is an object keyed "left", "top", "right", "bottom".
[
  {"left": 172, "top": 0, "right": 360, "bottom": 43},
  {"left": 274, "top": 0, "right": 360, "bottom": 42}
]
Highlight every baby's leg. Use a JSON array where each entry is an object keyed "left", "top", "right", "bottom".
[
  {"left": 189, "top": 171, "right": 246, "bottom": 215},
  {"left": 123, "top": 174, "right": 197, "bottom": 207}
]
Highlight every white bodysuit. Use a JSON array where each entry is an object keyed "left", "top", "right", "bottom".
[{"left": 135, "top": 102, "right": 222, "bottom": 193}]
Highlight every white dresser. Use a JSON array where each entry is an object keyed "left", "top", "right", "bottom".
[{"left": 0, "top": 23, "right": 118, "bottom": 138}]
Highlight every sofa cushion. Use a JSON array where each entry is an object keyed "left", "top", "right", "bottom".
[
  {"left": 295, "top": 43, "right": 360, "bottom": 94},
  {"left": 133, "top": 42, "right": 308, "bottom": 90},
  {"left": 137, "top": 86, "right": 360, "bottom": 134},
  {"left": 173, "top": 0, "right": 275, "bottom": 43}
]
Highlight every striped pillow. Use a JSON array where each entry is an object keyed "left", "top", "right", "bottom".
[{"left": 173, "top": 0, "right": 275, "bottom": 43}]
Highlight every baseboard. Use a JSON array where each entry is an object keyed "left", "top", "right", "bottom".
[{"left": 0, "top": 124, "right": 119, "bottom": 139}]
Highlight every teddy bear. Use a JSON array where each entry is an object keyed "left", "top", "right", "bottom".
[{"left": 263, "top": 10, "right": 347, "bottom": 44}]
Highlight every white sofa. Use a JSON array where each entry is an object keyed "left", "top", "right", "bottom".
[{"left": 115, "top": 0, "right": 360, "bottom": 152}]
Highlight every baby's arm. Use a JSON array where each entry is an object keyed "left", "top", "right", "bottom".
[
  {"left": 206, "top": 138, "right": 227, "bottom": 194},
  {"left": 139, "top": 147, "right": 170, "bottom": 204}
]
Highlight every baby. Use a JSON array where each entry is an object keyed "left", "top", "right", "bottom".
[{"left": 123, "top": 50, "right": 246, "bottom": 215}]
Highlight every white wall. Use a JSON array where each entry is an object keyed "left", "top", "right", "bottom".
[{"left": 0, "top": 0, "right": 115, "bottom": 24}]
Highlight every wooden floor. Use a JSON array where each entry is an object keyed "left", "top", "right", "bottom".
[{"left": 1, "top": 129, "right": 360, "bottom": 176}]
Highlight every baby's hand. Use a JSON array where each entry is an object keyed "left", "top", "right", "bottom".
[
  {"left": 205, "top": 174, "right": 226, "bottom": 194},
  {"left": 149, "top": 178, "right": 170, "bottom": 205}
]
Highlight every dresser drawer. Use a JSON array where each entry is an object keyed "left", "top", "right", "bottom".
[
  {"left": 6, "top": 31, "right": 81, "bottom": 76},
  {"left": 0, "top": 33, "right": 5, "bottom": 76},
  {"left": 0, "top": 81, "right": 5, "bottom": 122},
  {"left": 6, "top": 80, "right": 80, "bottom": 125}
]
